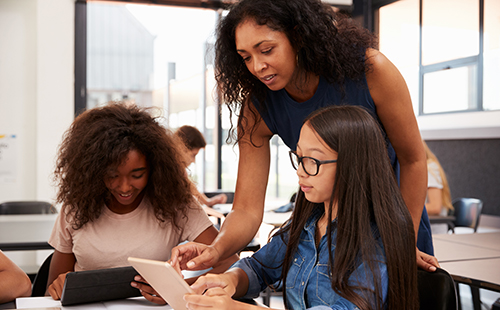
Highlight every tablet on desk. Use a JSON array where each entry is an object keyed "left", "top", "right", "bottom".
[
  {"left": 60, "top": 266, "right": 141, "bottom": 306},
  {"left": 128, "top": 257, "right": 195, "bottom": 310}
]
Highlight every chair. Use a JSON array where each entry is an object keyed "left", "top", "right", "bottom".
[
  {"left": 418, "top": 267, "right": 458, "bottom": 310},
  {"left": 0, "top": 201, "right": 56, "bottom": 215},
  {"left": 31, "top": 252, "right": 53, "bottom": 297},
  {"left": 449, "top": 198, "right": 483, "bottom": 233}
]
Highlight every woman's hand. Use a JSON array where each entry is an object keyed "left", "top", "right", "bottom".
[
  {"left": 170, "top": 242, "right": 221, "bottom": 273},
  {"left": 48, "top": 272, "right": 70, "bottom": 300},
  {"left": 131, "top": 275, "right": 166, "bottom": 305},
  {"left": 185, "top": 287, "right": 237, "bottom": 310},
  {"left": 417, "top": 248, "right": 440, "bottom": 272}
]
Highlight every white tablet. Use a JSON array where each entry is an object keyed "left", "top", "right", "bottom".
[{"left": 128, "top": 257, "right": 195, "bottom": 310}]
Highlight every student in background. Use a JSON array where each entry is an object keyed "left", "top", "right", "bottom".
[
  {"left": 46, "top": 103, "right": 238, "bottom": 302},
  {"left": 423, "top": 141, "right": 453, "bottom": 234},
  {"left": 0, "top": 251, "right": 32, "bottom": 303},
  {"left": 175, "top": 125, "right": 228, "bottom": 207},
  {"left": 183, "top": 106, "right": 419, "bottom": 310}
]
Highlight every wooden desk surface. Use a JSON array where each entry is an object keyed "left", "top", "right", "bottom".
[{"left": 440, "top": 257, "right": 500, "bottom": 293}]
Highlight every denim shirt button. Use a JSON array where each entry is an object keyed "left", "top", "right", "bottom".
[
  {"left": 294, "top": 258, "right": 297, "bottom": 262},
  {"left": 301, "top": 281, "right": 305, "bottom": 286}
]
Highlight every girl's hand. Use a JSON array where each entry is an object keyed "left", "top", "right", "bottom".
[
  {"left": 131, "top": 275, "right": 166, "bottom": 305},
  {"left": 417, "top": 248, "right": 440, "bottom": 272},
  {"left": 190, "top": 273, "right": 236, "bottom": 297},
  {"left": 48, "top": 272, "right": 70, "bottom": 300},
  {"left": 210, "top": 194, "right": 228, "bottom": 205},
  {"left": 185, "top": 287, "right": 237, "bottom": 310}
]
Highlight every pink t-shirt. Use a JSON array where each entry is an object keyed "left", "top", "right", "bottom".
[{"left": 48, "top": 197, "right": 213, "bottom": 271}]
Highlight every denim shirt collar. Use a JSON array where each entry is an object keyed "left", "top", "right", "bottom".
[{"left": 303, "top": 206, "right": 338, "bottom": 241}]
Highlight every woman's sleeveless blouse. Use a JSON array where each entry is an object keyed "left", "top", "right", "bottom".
[{"left": 252, "top": 75, "right": 434, "bottom": 255}]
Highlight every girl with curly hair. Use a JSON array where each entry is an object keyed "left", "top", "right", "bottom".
[
  {"left": 171, "top": 0, "right": 439, "bottom": 274},
  {"left": 46, "top": 103, "right": 238, "bottom": 302},
  {"left": 185, "top": 106, "right": 418, "bottom": 310}
]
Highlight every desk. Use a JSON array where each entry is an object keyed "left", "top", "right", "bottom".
[
  {"left": 429, "top": 215, "right": 455, "bottom": 228},
  {"left": 433, "top": 232, "right": 500, "bottom": 310},
  {"left": 7, "top": 296, "right": 265, "bottom": 309},
  {"left": 14, "top": 296, "right": 172, "bottom": 309},
  {"left": 440, "top": 258, "right": 500, "bottom": 293},
  {"left": 0, "top": 214, "right": 57, "bottom": 251},
  {"left": 433, "top": 232, "right": 500, "bottom": 251},
  {"left": 263, "top": 211, "right": 292, "bottom": 227},
  {"left": 433, "top": 238, "right": 500, "bottom": 263}
]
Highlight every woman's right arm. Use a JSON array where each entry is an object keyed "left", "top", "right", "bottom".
[
  {"left": 171, "top": 103, "right": 273, "bottom": 270},
  {"left": 46, "top": 250, "right": 76, "bottom": 299}
]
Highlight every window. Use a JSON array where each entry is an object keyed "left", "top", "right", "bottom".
[
  {"left": 483, "top": 0, "right": 500, "bottom": 111},
  {"left": 80, "top": 1, "right": 297, "bottom": 201},
  {"left": 379, "top": 0, "right": 499, "bottom": 115},
  {"left": 85, "top": 2, "right": 223, "bottom": 192}
]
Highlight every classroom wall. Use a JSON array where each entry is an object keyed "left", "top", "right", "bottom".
[
  {"left": 0, "top": 0, "right": 74, "bottom": 205},
  {"left": 425, "top": 138, "right": 500, "bottom": 217},
  {"left": 419, "top": 110, "right": 500, "bottom": 217}
]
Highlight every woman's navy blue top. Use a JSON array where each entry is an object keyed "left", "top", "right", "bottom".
[{"left": 252, "top": 75, "right": 433, "bottom": 255}]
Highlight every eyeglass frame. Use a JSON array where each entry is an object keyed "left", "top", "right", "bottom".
[{"left": 289, "top": 150, "right": 337, "bottom": 176}]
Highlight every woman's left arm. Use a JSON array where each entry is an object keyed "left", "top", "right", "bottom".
[
  {"left": 192, "top": 226, "right": 240, "bottom": 275},
  {"left": 365, "top": 49, "right": 439, "bottom": 271}
]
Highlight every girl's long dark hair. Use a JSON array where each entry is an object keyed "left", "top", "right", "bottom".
[
  {"left": 215, "top": 0, "right": 377, "bottom": 142},
  {"left": 277, "top": 106, "right": 417, "bottom": 310},
  {"left": 54, "top": 102, "right": 195, "bottom": 230}
]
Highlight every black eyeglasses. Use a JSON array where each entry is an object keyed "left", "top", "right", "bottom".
[{"left": 289, "top": 151, "right": 337, "bottom": 176}]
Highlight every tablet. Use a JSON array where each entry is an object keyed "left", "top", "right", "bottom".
[
  {"left": 128, "top": 257, "right": 195, "bottom": 310},
  {"left": 60, "top": 266, "right": 141, "bottom": 306}
]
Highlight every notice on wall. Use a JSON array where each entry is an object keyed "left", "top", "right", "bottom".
[{"left": 0, "top": 134, "right": 17, "bottom": 182}]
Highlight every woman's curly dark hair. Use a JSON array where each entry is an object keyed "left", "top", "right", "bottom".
[
  {"left": 54, "top": 102, "right": 195, "bottom": 230},
  {"left": 214, "top": 0, "right": 377, "bottom": 142}
]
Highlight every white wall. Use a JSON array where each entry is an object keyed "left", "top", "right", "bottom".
[
  {"left": 419, "top": 110, "right": 500, "bottom": 140},
  {"left": 0, "top": 0, "right": 74, "bottom": 204}
]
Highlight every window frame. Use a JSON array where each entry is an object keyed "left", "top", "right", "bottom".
[{"left": 417, "top": 0, "right": 485, "bottom": 116}]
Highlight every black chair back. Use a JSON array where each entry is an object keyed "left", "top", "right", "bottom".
[
  {"left": 418, "top": 268, "right": 458, "bottom": 310},
  {"left": 451, "top": 198, "right": 483, "bottom": 232},
  {"left": 31, "top": 252, "right": 53, "bottom": 297},
  {"left": 0, "top": 201, "right": 56, "bottom": 215}
]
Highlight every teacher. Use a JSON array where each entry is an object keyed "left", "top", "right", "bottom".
[{"left": 171, "top": 0, "right": 439, "bottom": 272}]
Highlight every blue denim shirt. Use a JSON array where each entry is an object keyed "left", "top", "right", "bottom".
[{"left": 233, "top": 210, "right": 388, "bottom": 310}]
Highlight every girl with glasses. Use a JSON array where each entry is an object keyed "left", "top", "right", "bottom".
[
  {"left": 171, "top": 0, "right": 438, "bottom": 276},
  {"left": 183, "top": 106, "right": 418, "bottom": 310}
]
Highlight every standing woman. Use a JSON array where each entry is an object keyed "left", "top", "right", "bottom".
[{"left": 171, "top": 0, "right": 439, "bottom": 272}]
